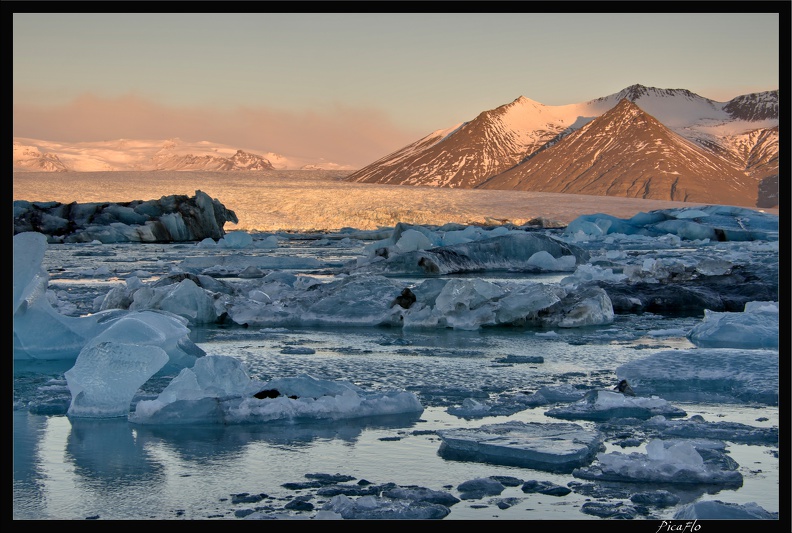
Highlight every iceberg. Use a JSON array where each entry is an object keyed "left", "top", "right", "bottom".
[
  {"left": 179, "top": 253, "right": 323, "bottom": 275},
  {"left": 564, "top": 205, "right": 779, "bottom": 242},
  {"left": 616, "top": 348, "right": 779, "bottom": 405},
  {"left": 13, "top": 190, "right": 238, "bottom": 243},
  {"left": 226, "top": 274, "right": 614, "bottom": 330},
  {"left": 686, "top": 301, "right": 779, "bottom": 349},
  {"left": 65, "top": 341, "right": 170, "bottom": 418},
  {"left": 644, "top": 415, "right": 779, "bottom": 445},
  {"left": 14, "top": 232, "right": 204, "bottom": 363},
  {"left": 130, "top": 360, "right": 424, "bottom": 425}
]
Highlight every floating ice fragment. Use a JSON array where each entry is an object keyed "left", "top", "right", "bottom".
[{"left": 437, "top": 421, "right": 604, "bottom": 473}]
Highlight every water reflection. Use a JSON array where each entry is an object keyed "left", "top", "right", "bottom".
[
  {"left": 65, "top": 417, "right": 166, "bottom": 484},
  {"left": 133, "top": 412, "right": 424, "bottom": 462}
]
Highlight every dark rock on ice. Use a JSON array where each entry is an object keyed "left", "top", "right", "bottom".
[
  {"left": 253, "top": 389, "right": 282, "bottom": 399},
  {"left": 392, "top": 288, "right": 417, "bottom": 309},
  {"left": 615, "top": 379, "right": 635, "bottom": 396}
]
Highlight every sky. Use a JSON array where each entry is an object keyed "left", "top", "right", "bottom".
[{"left": 13, "top": 12, "right": 781, "bottom": 168}]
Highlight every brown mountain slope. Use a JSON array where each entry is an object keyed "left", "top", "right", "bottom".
[
  {"left": 346, "top": 97, "right": 567, "bottom": 188},
  {"left": 476, "top": 99, "right": 759, "bottom": 207}
]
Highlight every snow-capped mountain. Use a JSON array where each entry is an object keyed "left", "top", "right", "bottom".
[
  {"left": 13, "top": 143, "right": 70, "bottom": 172},
  {"left": 12, "top": 138, "right": 355, "bottom": 172},
  {"left": 346, "top": 85, "right": 779, "bottom": 208},
  {"left": 478, "top": 99, "right": 759, "bottom": 206}
]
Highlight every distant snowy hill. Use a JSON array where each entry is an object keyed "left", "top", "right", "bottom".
[
  {"left": 12, "top": 138, "right": 355, "bottom": 172},
  {"left": 347, "top": 85, "right": 779, "bottom": 208}
]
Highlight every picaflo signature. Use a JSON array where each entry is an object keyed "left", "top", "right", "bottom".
[{"left": 656, "top": 520, "right": 701, "bottom": 533}]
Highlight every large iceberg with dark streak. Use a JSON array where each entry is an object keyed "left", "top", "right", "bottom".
[
  {"left": 13, "top": 190, "right": 238, "bottom": 243},
  {"left": 350, "top": 230, "right": 589, "bottom": 276}
]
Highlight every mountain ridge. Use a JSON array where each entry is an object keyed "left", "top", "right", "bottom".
[
  {"left": 477, "top": 99, "right": 759, "bottom": 206},
  {"left": 12, "top": 137, "right": 356, "bottom": 172},
  {"left": 346, "top": 85, "right": 779, "bottom": 208}
]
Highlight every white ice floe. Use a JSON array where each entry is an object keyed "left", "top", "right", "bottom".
[
  {"left": 573, "top": 438, "right": 743, "bottom": 485},
  {"left": 545, "top": 390, "right": 687, "bottom": 421},
  {"left": 437, "top": 421, "right": 604, "bottom": 473},
  {"left": 673, "top": 500, "right": 778, "bottom": 519}
]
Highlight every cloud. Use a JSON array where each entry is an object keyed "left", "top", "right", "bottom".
[{"left": 12, "top": 93, "right": 423, "bottom": 168}]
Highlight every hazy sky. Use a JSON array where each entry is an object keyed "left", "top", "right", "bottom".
[{"left": 13, "top": 12, "right": 781, "bottom": 167}]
